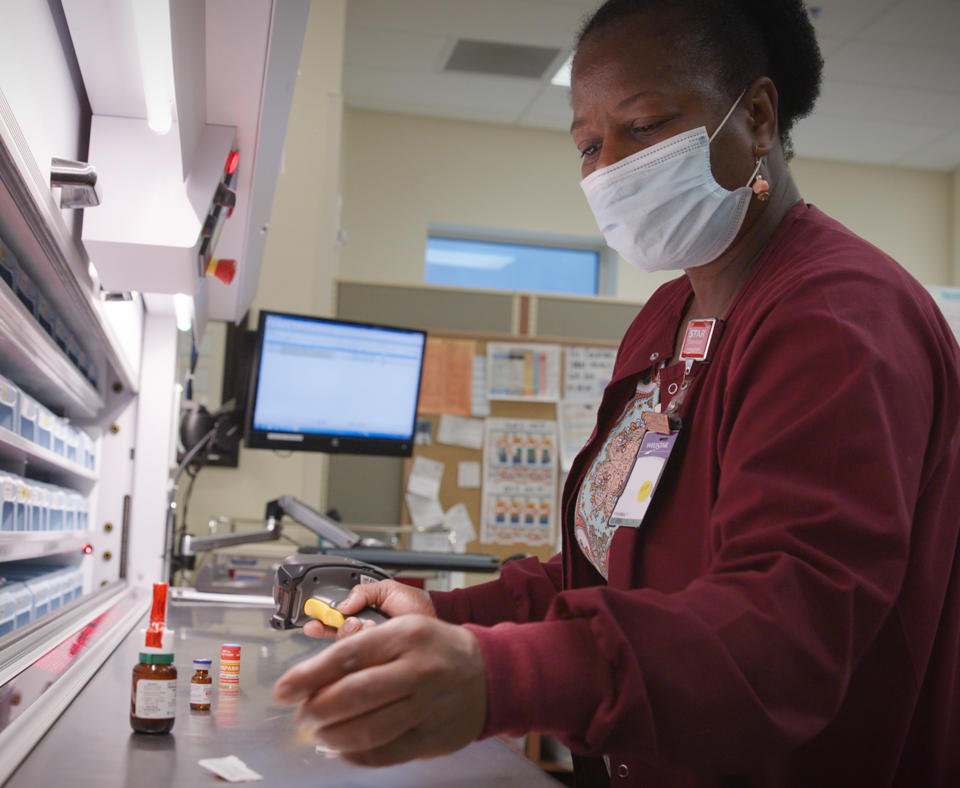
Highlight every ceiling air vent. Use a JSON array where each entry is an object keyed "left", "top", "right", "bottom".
[{"left": 444, "top": 39, "right": 562, "bottom": 79}]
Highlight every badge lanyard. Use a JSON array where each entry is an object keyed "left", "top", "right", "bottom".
[{"left": 608, "top": 318, "right": 722, "bottom": 529}]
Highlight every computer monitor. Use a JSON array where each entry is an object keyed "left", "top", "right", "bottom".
[{"left": 244, "top": 310, "right": 427, "bottom": 456}]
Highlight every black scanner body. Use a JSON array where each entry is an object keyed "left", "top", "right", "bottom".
[{"left": 271, "top": 553, "right": 390, "bottom": 630}]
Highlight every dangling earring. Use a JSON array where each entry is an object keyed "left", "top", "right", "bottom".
[{"left": 751, "top": 157, "right": 770, "bottom": 201}]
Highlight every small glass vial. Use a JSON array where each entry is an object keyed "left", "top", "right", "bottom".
[
  {"left": 130, "top": 653, "right": 177, "bottom": 733},
  {"left": 190, "top": 658, "right": 213, "bottom": 711}
]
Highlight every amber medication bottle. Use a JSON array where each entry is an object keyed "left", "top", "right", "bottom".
[
  {"left": 190, "top": 658, "right": 213, "bottom": 711},
  {"left": 131, "top": 581, "right": 177, "bottom": 733},
  {"left": 130, "top": 652, "right": 177, "bottom": 733}
]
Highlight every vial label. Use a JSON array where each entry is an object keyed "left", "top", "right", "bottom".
[
  {"left": 135, "top": 680, "right": 177, "bottom": 719},
  {"left": 190, "top": 683, "right": 213, "bottom": 704}
]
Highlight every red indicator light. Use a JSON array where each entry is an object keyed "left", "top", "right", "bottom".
[
  {"left": 225, "top": 150, "right": 239, "bottom": 175},
  {"left": 83, "top": 544, "right": 94, "bottom": 555}
]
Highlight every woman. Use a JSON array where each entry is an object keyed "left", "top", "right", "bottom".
[{"left": 274, "top": 1, "right": 960, "bottom": 785}]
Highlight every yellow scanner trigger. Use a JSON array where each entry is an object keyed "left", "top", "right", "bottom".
[{"left": 303, "top": 598, "right": 345, "bottom": 628}]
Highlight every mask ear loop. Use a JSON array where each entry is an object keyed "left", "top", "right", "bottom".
[
  {"left": 708, "top": 89, "right": 747, "bottom": 143},
  {"left": 749, "top": 144, "right": 770, "bottom": 201}
]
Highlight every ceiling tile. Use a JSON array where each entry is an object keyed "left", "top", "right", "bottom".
[
  {"left": 815, "top": 81, "right": 960, "bottom": 127},
  {"left": 808, "top": 0, "right": 898, "bottom": 38},
  {"left": 346, "top": 0, "right": 583, "bottom": 48},
  {"left": 825, "top": 40, "right": 960, "bottom": 94},
  {"left": 816, "top": 35, "right": 848, "bottom": 59},
  {"left": 344, "top": 27, "right": 450, "bottom": 72},
  {"left": 895, "top": 130, "right": 960, "bottom": 170},
  {"left": 858, "top": 0, "right": 960, "bottom": 49},
  {"left": 344, "top": 67, "right": 543, "bottom": 125},
  {"left": 790, "top": 113, "right": 950, "bottom": 166},
  {"left": 517, "top": 85, "right": 575, "bottom": 132}
]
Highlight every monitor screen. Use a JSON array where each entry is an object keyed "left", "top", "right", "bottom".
[{"left": 244, "top": 311, "right": 427, "bottom": 456}]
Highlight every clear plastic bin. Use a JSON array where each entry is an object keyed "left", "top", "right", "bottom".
[
  {"left": 14, "top": 267, "right": 37, "bottom": 315},
  {"left": 1, "top": 474, "right": 17, "bottom": 531},
  {"left": 80, "top": 430, "right": 96, "bottom": 471},
  {"left": 4, "top": 580, "right": 33, "bottom": 630},
  {"left": 0, "top": 237, "right": 19, "bottom": 290},
  {"left": 54, "top": 316, "right": 69, "bottom": 353},
  {"left": 63, "top": 492, "right": 76, "bottom": 531},
  {"left": 28, "top": 483, "right": 43, "bottom": 531},
  {"left": 14, "top": 478, "right": 29, "bottom": 532},
  {"left": 0, "top": 584, "right": 14, "bottom": 636},
  {"left": 35, "top": 293, "right": 55, "bottom": 337},
  {"left": 26, "top": 575, "right": 51, "bottom": 617},
  {"left": 0, "top": 373, "right": 18, "bottom": 433},
  {"left": 53, "top": 417, "right": 67, "bottom": 456},
  {"left": 48, "top": 488, "right": 64, "bottom": 531},
  {"left": 66, "top": 333, "right": 80, "bottom": 367},
  {"left": 32, "top": 483, "right": 49, "bottom": 531},
  {"left": 0, "top": 568, "right": 47, "bottom": 620},
  {"left": 65, "top": 425, "right": 80, "bottom": 464},
  {"left": 18, "top": 392, "right": 37, "bottom": 443},
  {"left": 35, "top": 404, "right": 54, "bottom": 450},
  {"left": 77, "top": 495, "right": 89, "bottom": 531}
]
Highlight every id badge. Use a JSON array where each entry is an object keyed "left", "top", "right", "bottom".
[{"left": 607, "top": 429, "right": 678, "bottom": 528}]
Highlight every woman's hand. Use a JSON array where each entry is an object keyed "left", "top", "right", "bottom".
[
  {"left": 273, "top": 615, "right": 487, "bottom": 766},
  {"left": 302, "top": 579, "right": 437, "bottom": 640}
]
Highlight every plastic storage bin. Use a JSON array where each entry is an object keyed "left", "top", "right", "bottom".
[
  {"left": 0, "top": 373, "right": 18, "bottom": 433},
  {"left": 35, "top": 404, "right": 54, "bottom": 450},
  {"left": 0, "top": 237, "right": 19, "bottom": 289},
  {"left": 14, "top": 267, "right": 37, "bottom": 315},
  {"left": 0, "top": 583, "right": 14, "bottom": 636},
  {"left": 78, "top": 493, "right": 89, "bottom": 531},
  {"left": 65, "top": 425, "right": 80, "bottom": 464},
  {"left": 0, "top": 567, "right": 47, "bottom": 620},
  {"left": 18, "top": 392, "right": 37, "bottom": 442},
  {"left": 80, "top": 430, "right": 96, "bottom": 471},
  {"left": 54, "top": 316, "right": 69, "bottom": 353},
  {"left": 27, "top": 483, "right": 43, "bottom": 531},
  {"left": 53, "top": 418, "right": 67, "bottom": 456},
  {"left": 48, "top": 488, "right": 64, "bottom": 531},
  {"left": 35, "top": 293, "right": 55, "bottom": 337},
  {"left": 14, "top": 479, "right": 29, "bottom": 532},
  {"left": 32, "top": 483, "right": 48, "bottom": 531},
  {"left": 1, "top": 474, "right": 17, "bottom": 531},
  {"left": 63, "top": 492, "right": 76, "bottom": 531},
  {"left": 7, "top": 581, "right": 34, "bottom": 629}
]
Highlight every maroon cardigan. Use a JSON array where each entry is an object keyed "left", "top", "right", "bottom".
[{"left": 432, "top": 203, "right": 960, "bottom": 787}]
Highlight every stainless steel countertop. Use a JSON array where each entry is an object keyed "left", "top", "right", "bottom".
[{"left": 5, "top": 599, "right": 561, "bottom": 787}]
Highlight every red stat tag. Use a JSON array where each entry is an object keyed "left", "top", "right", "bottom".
[{"left": 679, "top": 318, "right": 718, "bottom": 362}]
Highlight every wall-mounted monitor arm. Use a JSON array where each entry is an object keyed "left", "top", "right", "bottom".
[
  {"left": 178, "top": 495, "right": 359, "bottom": 560},
  {"left": 271, "top": 495, "right": 360, "bottom": 549},
  {"left": 179, "top": 517, "right": 280, "bottom": 559}
]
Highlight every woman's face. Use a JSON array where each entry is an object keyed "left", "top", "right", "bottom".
[{"left": 570, "top": 12, "right": 755, "bottom": 190}]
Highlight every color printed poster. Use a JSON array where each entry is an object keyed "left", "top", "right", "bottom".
[
  {"left": 486, "top": 342, "right": 561, "bottom": 402},
  {"left": 481, "top": 418, "right": 558, "bottom": 546},
  {"left": 417, "top": 337, "right": 475, "bottom": 415}
]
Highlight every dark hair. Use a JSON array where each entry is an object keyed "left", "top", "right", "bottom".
[{"left": 575, "top": 0, "right": 823, "bottom": 156}]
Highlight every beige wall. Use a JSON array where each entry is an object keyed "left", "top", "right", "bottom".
[
  {"left": 175, "top": 0, "right": 346, "bottom": 540},
  {"left": 954, "top": 166, "right": 960, "bottom": 284},
  {"left": 340, "top": 108, "right": 956, "bottom": 301},
  {"left": 178, "top": 71, "right": 958, "bottom": 538}
]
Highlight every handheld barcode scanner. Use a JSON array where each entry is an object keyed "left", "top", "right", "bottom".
[{"left": 271, "top": 553, "right": 390, "bottom": 630}]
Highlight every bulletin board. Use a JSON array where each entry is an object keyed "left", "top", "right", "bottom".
[{"left": 399, "top": 331, "right": 619, "bottom": 581}]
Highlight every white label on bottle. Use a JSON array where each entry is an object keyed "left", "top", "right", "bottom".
[
  {"left": 190, "top": 683, "right": 212, "bottom": 704},
  {"left": 135, "top": 679, "right": 177, "bottom": 719}
]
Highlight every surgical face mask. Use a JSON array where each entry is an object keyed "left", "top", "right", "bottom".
[{"left": 580, "top": 93, "right": 761, "bottom": 272}]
